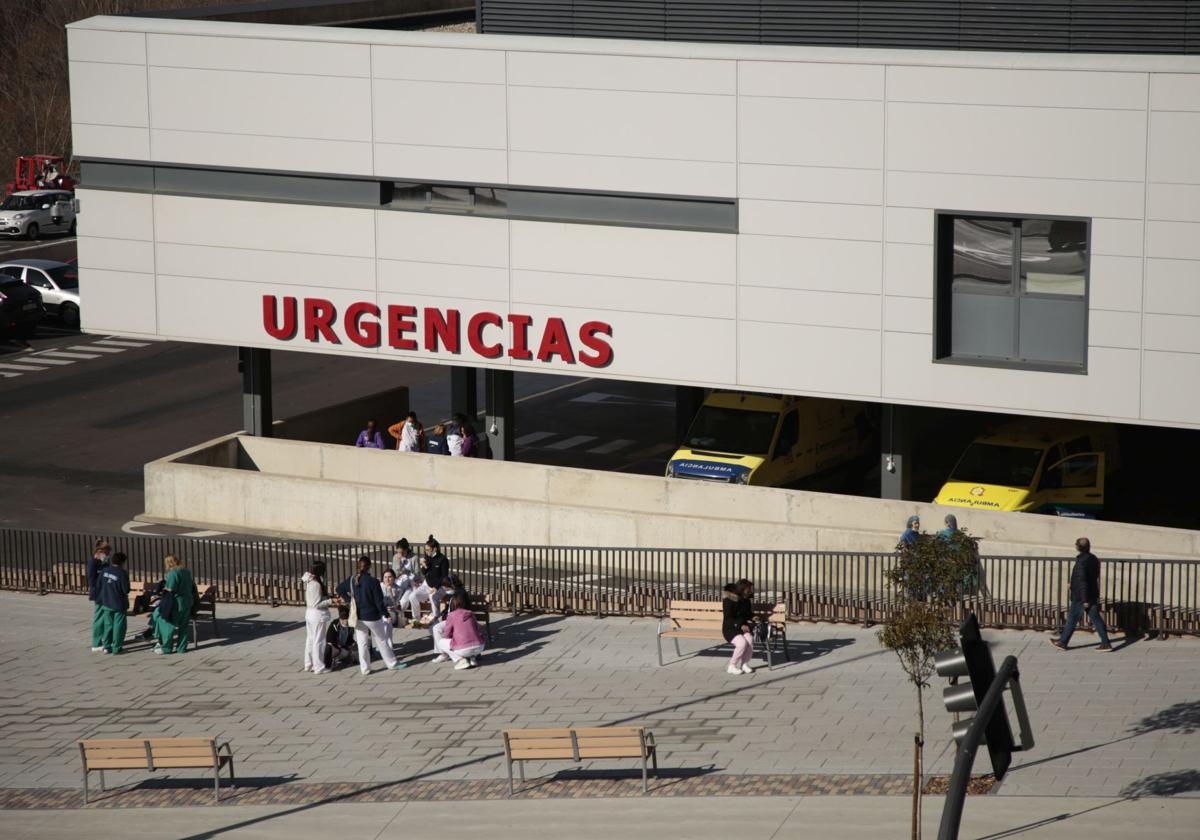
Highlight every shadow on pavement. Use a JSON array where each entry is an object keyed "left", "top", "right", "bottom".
[
  {"left": 1128, "top": 699, "right": 1200, "bottom": 736},
  {"left": 970, "top": 798, "right": 1128, "bottom": 840},
  {"left": 1121, "top": 769, "right": 1200, "bottom": 798},
  {"left": 515, "top": 765, "right": 719, "bottom": 796}
]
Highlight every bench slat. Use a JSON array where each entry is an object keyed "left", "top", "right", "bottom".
[
  {"left": 81, "top": 739, "right": 145, "bottom": 748},
  {"left": 147, "top": 738, "right": 215, "bottom": 748},
  {"left": 578, "top": 747, "right": 645, "bottom": 758},
  {"left": 508, "top": 747, "right": 579, "bottom": 759},
  {"left": 83, "top": 758, "right": 151, "bottom": 769},
  {"left": 151, "top": 756, "right": 230, "bottom": 769},
  {"left": 504, "top": 729, "right": 572, "bottom": 739},
  {"left": 571, "top": 727, "right": 643, "bottom": 737}
]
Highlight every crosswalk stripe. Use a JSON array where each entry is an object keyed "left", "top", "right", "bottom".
[
  {"left": 94, "top": 339, "right": 150, "bottom": 348},
  {"left": 515, "top": 431, "right": 557, "bottom": 446},
  {"left": 19, "top": 355, "right": 73, "bottom": 365},
  {"left": 0, "top": 371, "right": 20, "bottom": 378},
  {"left": 588, "top": 438, "right": 635, "bottom": 455},
  {"left": 74, "top": 344, "right": 124, "bottom": 354},
  {"left": 545, "top": 434, "right": 598, "bottom": 450},
  {"left": 34, "top": 350, "right": 100, "bottom": 360},
  {"left": 0, "top": 362, "right": 49, "bottom": 372}
]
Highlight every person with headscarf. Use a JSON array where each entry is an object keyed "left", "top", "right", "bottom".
[
  {"left": 900, "top": 515, "right": 921, "bottom": 548},
  {"left": 938, "top": 514, "right": 959, "bottom": 541}
]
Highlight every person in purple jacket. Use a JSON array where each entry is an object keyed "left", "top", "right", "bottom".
[{"left": 355, "top": 419, "right": 385, "bottom": 449}]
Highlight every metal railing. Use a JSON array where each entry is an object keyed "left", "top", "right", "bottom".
[{"left": 0, "top": 528, "right": 1196, "bottom": 635}]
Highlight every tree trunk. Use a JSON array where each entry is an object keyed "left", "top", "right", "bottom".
[{"left": 913, "top": 686, "right": 926, "bottom": 840}]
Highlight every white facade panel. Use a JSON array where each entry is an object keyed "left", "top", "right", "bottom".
[
  {"left": 157, "top": 243, "right": 376, "bottom": 291},
  {"left": 1147, "top": 183, "right": 1200, "bottom": 224},
  {"left": 738, "top": 164, "right": 881, "bottom": 204},
  {"left": 740, "top": 323, "right": 882, "bottom": 398},
  {"left": 1150, "top": 74, "right": 1200, "bottom": 111},
  {"left": 147, "top": 33, "right": 370, "bottom": 76},
  {"left": 154, "top": 196, "right": 376, "bottom": 257},
  {"left": 1088, "top": 310, "right": 1142, "bottom": 350},
  {"left": 1147, "top": 221, "right": 1200, "bottom": 261},
  {"left": 373, "top": 45, "right": 503, "bottom": 84},
  {"left": 739, "top": 287, "right": 880, "bottom": 331},
  {"left": 738, "top": 235, "right": 882, "bottom": 295},
  {"left": 887, "top": 102, "right": 1146, "bottom": 182},
  {"left": 885, "top": 208, "right": 934, "bottom": 245},
  {"left": 1090, "top": 219, "right": 1144, "bottom": 257},
  {"left": 508, "top": 52, "right": 735, "bottom": 95},
  {"left": 378, "top": 260, "right": 507, "bottom": 302},
  {"left": 1143, "top": 351, "right": 1200, "bottom": 425},
  {"left": 886, "top": 171, "right": 1144, "bottom": 220},
  {"left": 511, "top": 222, "right": 735, "bottom": 285},
  {"left": 510, "top": 151, "right": 734, "bottom": 198},
  {"left": 376, "top": 212, "right": 508, "bottom": 268},
  {"left": 1148, "top": 111, "right": 1200, "bottom": 185},
  {"left": 149, "top": 67, "right": 372, "bottom": 141},
  {"left": 77, "top": 236, "right": 155, "bottom": 275},
  {"left": 373, "top": 80, "right": 507, "bottom": 149},
  {"left": 69, "top": 61, "right": 148, "bottom": 128},
  {"left": 1089, "top": 256, "right": 1144, "bottom": 312},
  {"left": 152, "top": 129, "right": 373, "bottom": 175},
  {"left": 67, "top": 28, "right": 146, "bottom": 65},
  {"left": 883, "top": 243, "right": 934, "bottom": 298},
  {"left": 375, "top": 143, "right": 506, "bottom": 184},
  {"left": 884, "top": 296, "right": 933, "bottom": 335},
  {"left": 508, "top": 86, "right": 735, "bottom": 163},
  {"left": 76, "top": 189, "right": 155, "bottom": 241},
  {"left": 513, "top": 271, "right": 734, "bottom": 320},
  {"left": 887, "top": 66, "right": 1147, "bottom": 110},
  {"left": 80, "top": 268, "right": 157, "bottom": 336},
  {"left": 72, "top": 124, "right": 151, "bottom": 163},
  {"left": 1143, "top": 314, "right": 1200, "bottom": 354},
  {"left": 1144, "top": 258, "right": 1200, "bottom": 317},
  {"left": 738, "top": 61, "right": 882, "bottom": 100},
  {"left": 739, "top": 97, "right": 883, "bottom": 169},
  {"left": 740, "top": 200, "right": 881, "bottom": 241}
]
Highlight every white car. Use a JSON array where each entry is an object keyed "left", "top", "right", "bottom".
[
  {"left": 0, "top": 190, "right": 77, "bottom": 240},
  {"left": 0, "top": 260, "right": 80, "bottom": 328}
]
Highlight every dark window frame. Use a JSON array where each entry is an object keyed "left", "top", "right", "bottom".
[{"left": 933, "top": 210, "right": 1091, "bottom": 375}]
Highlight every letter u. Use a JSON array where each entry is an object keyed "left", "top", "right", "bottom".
[{"left": 263, "top": 295, "right": 298, "bottom": 340}]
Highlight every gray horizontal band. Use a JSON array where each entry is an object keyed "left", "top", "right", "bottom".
[{"left": 78, "top": 160, "right": 738, "bottom": 234}]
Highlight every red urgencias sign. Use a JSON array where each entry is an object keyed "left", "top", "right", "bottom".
[{"left": 262, "top": 295, "right": 614, "bottom": 368}]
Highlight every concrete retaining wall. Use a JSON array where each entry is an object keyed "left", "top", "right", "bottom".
[{"left": 142, "top": 435, "right": 1200, "bottom": 560}]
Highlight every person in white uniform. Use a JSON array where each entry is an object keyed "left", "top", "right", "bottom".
[{"left": 302, "top": 561, "right": 335, "bottom": 674}]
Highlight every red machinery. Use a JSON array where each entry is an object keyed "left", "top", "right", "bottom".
[{"left": 5, "top": 154, "right": 76, "bottom": 196}]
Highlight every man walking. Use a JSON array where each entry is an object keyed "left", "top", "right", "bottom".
[{"left": 1051, "top": 537, "right": 1113, "bottom": 652}]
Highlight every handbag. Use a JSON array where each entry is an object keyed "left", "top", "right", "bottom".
[{"left": 348, "top": 590, "right": 358, "bottom": 628}]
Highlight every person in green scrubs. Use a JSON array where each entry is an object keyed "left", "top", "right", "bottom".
[{"left": 154, "top": 554, "right": 196, "bottom": 654}]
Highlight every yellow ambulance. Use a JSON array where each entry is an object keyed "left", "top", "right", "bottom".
[
  {"left": 934, "top": 420, "right": 1119, "bottom": 518},
  {"left": 665, "top": 392, "right": 873, "bottom": 486}
]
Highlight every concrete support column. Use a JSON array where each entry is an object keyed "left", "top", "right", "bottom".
[
  {"left": 239, "top": 347, "right": 273, "bottom": 437},
  {"left": 880, "top": 403, "right": 912, "bottom": 500},
  {"left": 485, "top": 369, "right": 515, "bottom": 461},
  {"left": 675, "top": 386, "right": 705, "bottom": 442},
  {"left": 451, "top": 366, "right": 478, "bottom": 420}
]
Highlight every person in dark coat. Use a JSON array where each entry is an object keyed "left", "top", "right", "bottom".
[
  {"left": 421, "top": 535, "right": 451, "bottom": 621},
  {"left": 722, "top": 579, "right": 756, "bottom": 676},
  {"left": 95, "top": 552, "right": 131, "bottom": 654},
  {"left": 87, "top": 540, "right": 112, "bottom": 652},
  {"left": 1051, "top": 538, "right": 1113, "bottom": 652},
  {"left": 348, "top": 556, "right": 407, "bottom": 674}
]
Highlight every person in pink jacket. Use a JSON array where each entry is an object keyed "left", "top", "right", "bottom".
[{"left": 435, "top": 594, "right": 485, "bottom": 670}]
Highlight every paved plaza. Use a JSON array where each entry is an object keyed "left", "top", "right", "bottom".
[{"left": 0, "top": 590, "right": 1197, "bottom": 836}]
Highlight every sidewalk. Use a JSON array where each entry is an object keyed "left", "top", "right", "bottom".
[
  {"left": 0, "top": 591, "right": 1196, "bottom": 808},
  {"left": 4, "top": 795, "right": 1200, "bottom": 839}
]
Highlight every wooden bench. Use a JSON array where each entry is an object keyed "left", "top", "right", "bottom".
[
  {"left": 77, "top": 737, "right": 235, "bottom": 803},
  {"left": 657, "top": 600, "right": 789, "bottom": 668},
  {"left": 125, "top": 582, "right": 220, "bottom": 648},
  {"left": 404, "top": 595, "right": 492, "bottom": 644},
  {"left": 502, "top": 727, "right": 657, "bottom": 795}
]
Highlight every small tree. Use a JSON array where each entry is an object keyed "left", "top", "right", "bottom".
[{"left": 879, "top": 529, "right": 980, "bottom": 840}]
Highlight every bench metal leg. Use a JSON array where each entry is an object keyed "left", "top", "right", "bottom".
[
  {"left": 673, "top": 637, "right": 681, "bottom": 658},
  {"left": 651, "top": 747, "right": 659, "bottom": 775},
  {"left": 214, "top": 762, "right": 221, "bottom": 803},
  {"left": 81, "top": 768, "right": 89, "bottom": 805},
  {"left": 656, "top": 633, "right": 664, "bottom": 667},
  {"left": 507, "top": 759, "right": 514, "bottom": 796},
  {"left": 641, "top": 754, "right": 648, "bottom": 795},
  {"left": 98, "top": 769, "right": 105, "bottom": 792}
]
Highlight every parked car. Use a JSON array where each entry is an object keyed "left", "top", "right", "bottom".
[
  {"left": 0, "top": 259, "right": 80, "bottom": 327},
  {"left": 0, "top": 272, "right": 45, "bottom": 338},
  {"left": 0, "top": 190, "right": 77, "bottom": 239}
]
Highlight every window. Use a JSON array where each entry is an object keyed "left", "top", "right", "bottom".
[
  {"left": 950, "top": 443, "right": 1045, "bottom": 489},
  {"left": 47, "top": 266, "right": 78, "bottom": 289},
  {"left": 1039, "top": 453, "right": 1100, "bottom": 490},
  {"left": 935, "top": 213, "right": 1089, "bottom": 372},
  {"left": 25, "top": 270, "right": 51, "bottom": 289},
  {"left": 0, "top": 266, "right": 23, "bottom": 278},
  {"left": 684, "top": 407, "right": 779, "bottom": 455}
]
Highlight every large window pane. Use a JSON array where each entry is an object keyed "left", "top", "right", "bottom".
[
  {"left": 1018, "top": 297, "right": 1086, "bottom": 366},
  {"left": 951, "top": 292, "right": 1016, "bottom": 359},
  {"left": 1020, "top": 218, "right": 1086, "bottom": 296},
  {"left": 952, "top": 218, "right": 1013, "bottom": 293}
]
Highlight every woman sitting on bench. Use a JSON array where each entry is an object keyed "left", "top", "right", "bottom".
[{"left": 723, "top": 579, "right": 756, "bottom": 676}]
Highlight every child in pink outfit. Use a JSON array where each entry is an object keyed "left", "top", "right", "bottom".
[{"left": 435, "top": 595, "right": 485, "bottom": 669}]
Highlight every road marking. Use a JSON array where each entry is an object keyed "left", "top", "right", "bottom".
[
  {"left": 120, "top": 520, "right": 228, "bottom": 538},
  {"left": 515, "top": 431, "right": 557, "bottom": 446},
  {"left": 588, "top": 438, "right": 635, "bottom": 454},
  {"left": 35, "top": 350, "right": 101, "bottom": 360},
  {"left": 0, "top": 237, "right": 75, "bottom": 256},
  {"left": 545, "top": 434, "right": 597, "bottom": 450},
  {"left": 572, "top": 391, "right": 675, "bottom": 408},
  {"left": 514, "top": 377, "right": 594, "bottom": 406},
  {"left": 19, "top": 355, "right": 73, "bottom": 365},
  {"left": 0, "top": 371, "right": 19, "bottom": 378},
  {"left": 178, "top": 529, "right": 229, "bottom": 538},
  {"left": 94, "top": 339, "right": 151, "bottom": 348},
  {"left": 0, "top": 362, "right": 49, "bottom": 372},
  {"left": 73, "top": 344, "right": 124, "bottom": 354}
]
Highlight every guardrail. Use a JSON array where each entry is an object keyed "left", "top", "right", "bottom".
[{"left": 0, "top": 528, "right": 1196, "bottom": 635}]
